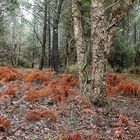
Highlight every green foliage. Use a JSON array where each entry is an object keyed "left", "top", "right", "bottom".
[
  {"left": 67, "top": 64, "right": 79, "bottom": 74},
  {"left": 0, "top": 23, "right": 5, "bottom": 36},
  {"left": 108, "top": 31, "right": 136, "bottom": 70}
]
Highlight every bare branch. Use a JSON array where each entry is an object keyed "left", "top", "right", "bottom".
[
  {"left": 105, "top": 0, "right": 121, "bottom": 12},
  {"left": 107, "top": 0, "right": 135, "bottom": 32}
]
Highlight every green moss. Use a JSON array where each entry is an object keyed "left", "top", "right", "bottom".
[{"left": 66, "top": 64, "right": 79, "bottom": 74}]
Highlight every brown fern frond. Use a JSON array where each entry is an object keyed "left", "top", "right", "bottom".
[
  {"left": 4, "top": 87, "right": 16, "bottom": 97},
  {"left": 25, "top": 109, "right": 57, "bottom": 122},
  {"left": 25, "top": 70, "right": 55, "bottom": 82},
  {"left": 0, "top": 116, "right": 11, "bottom": 132},
  {"left": 24, "top": 88, "right": 49, "bottom": 102},
  {"left": 0, "top": 67, "right": 23, "bottom": 83}
]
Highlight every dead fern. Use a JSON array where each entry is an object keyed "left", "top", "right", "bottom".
[
  {"left": 107, "top": 73, "right": 140, "bottom": 97},
  {"left": 59, "top": 132, "right": 98, "bottom": 140},
  {"left": 25, "top": 109, "right": 57, "bottom": 122},
  {"left": 0, "top": 67, "right": 23, "bottom": 83},
  {"left": 0, "top": 116, "right": 11, "bottom": 132},
  {"left": 25, "top": 70, "right": 55, "bottom": 82},
  {"left": 24, "top": 88, "right": 49, "bottom": 102},
  {"left": 113, "top": 115, "right": 134, "bottom": 127}
]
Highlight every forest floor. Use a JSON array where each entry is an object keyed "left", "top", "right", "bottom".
[{"left": 0, "top": 67, "right": 140, "bottom": 140}]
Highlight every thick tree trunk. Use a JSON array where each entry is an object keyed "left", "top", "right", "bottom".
[
  {"left": 39, "top": 0, "right": 48, "bottom": 70},
  {"left": 91, "top": 0, "right": 107, "bottom": 105},
  {"left": 71, "top": 0, "right": 87, "bottom": 94},
  {"left": 90, "top": 0, "right": 135, "bottom": 106}
]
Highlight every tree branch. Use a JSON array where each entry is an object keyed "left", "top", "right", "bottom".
[{"left": 107, "top": 0, "right": 135, "bottom": 32}]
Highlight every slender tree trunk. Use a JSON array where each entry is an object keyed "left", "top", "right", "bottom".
[
  {"left": 52, "top": 19, "right": 60, "bottom": 72},
  {"left": 65, "top": 39, "right": 70, "bottom": 67},
  {"left": 32, "top": 48, "right": 35, "bottom": 68},
  {"left": 65, "top": 25, "right": 74, "bottom": 67},
  {"left": 17, "top": 19, "right": 23, "bottom": 67},
  {"left": 17, "top": 44, "right": 21, "bottom": 66},
  {"left": 52, "top": 0, "right": 64, "bottom": 72},
  {"left": 32, "top": 26, "right": 36, "bottom": 68},
  {"left": 48, "top": 1, "right": 51, "bottom": 68},
  {"left": 11, "top": 19, "right": 17, "bottom": 67},
  {"left": 134, "top": 23, "right": 137, "bottom": 45},
  {"left": 39, "top": 0, "right": 48, "bottom": 70}
]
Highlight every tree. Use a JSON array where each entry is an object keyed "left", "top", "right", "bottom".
[
  {"left": 71, "top": 0, "right": 87, "bottom": 93},
  {"left": 71, "top": 0, "right": 136, "bottom": 106},
  {"left": 39, "top": 0, "right": 48, "bottom": 70},
  {"left": 0, "top": 0, "right": 19, "bottom": 66},
  {"left": 90, "top": 0, "right": 135, "bottom": 105},
  {"left": 52, "top": 0, "right": 64, "bottom": 72}
]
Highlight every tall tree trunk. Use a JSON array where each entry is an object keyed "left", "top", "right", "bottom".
[
  {"left": 91, "top": 0, "right": 107, "bottom": 105},
  {"left": 11, "top": 18, "right": 17, "bottom": 67},
  {"left": 71, "top": 0, "right": 87, "bottom": 94},
  {"left": 17, "top": 17, "right": 23, "bottom": 67},
  {"left": 52, "top": 0, "right": 64, "bottom": 72},
  {"left": 52, "top": 19, "right": 60, "bottom": 72},
  {"left": 39, "top": 0, "right": 48, "bottom": 70},
  {"left": 48, "top": 1, "right": 51, "bottom": 68},
  {"left": 65, "top": 25, "right": 74, "bottom": 67},
  {"left": 32, "top": 25, "right": 36, "bottom": 68},
  {"left": 90, "top": 0, "right": 135, "bottom": 106}
]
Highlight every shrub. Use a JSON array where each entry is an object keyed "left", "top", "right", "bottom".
[{"left": 66, "top": 64, "right": 79, "bottom": 74}]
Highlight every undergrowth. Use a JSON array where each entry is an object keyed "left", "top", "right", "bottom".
[
  {"left": 0, "top": 67, "right": 140, "bottom": 136},
  {"left": 25, "top": 109, "right": 57, "bottom": 122}
]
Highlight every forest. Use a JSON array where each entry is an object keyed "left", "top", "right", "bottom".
[{"left": 0, "top": 0, "right": 140, "bottom": 139}]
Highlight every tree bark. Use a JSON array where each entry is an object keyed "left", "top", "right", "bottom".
[
  {"left": 47, "top": 1, "right": 51, "bottom": 68},
  {"left": 91, "top": 0, "right": 107, "bottom": 105},
  {"left": 71, "top": 0, "right": 87, "bottom": 94},
  {"left": 90, "top": 0, "right": 135, "bottom": 105},
  {"left": 52, "top": 0, "right": 64, "bottom": 72},
  {"left": 52, "top": 19, "right": 60, "bottom": 72},
  {"left": 11, "top": 18, "right": 17, "bottom": 67}
]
